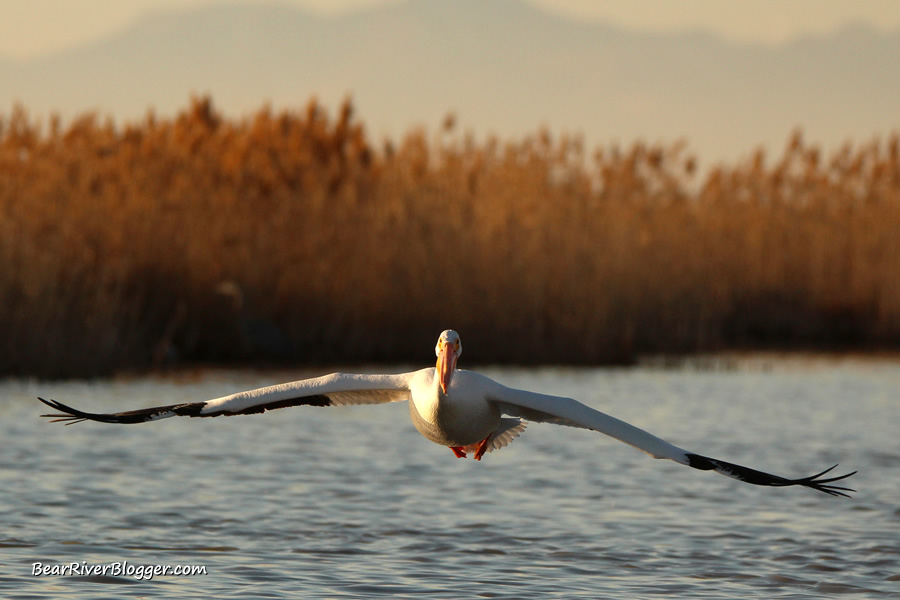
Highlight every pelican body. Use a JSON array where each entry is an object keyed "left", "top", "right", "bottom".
[{"left": 39, "top": 330, "right": 856, "bottom": 496}]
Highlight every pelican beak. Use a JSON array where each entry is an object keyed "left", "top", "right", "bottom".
[{"left": 437, "top": 342, "right": 457, "bottom": 394}]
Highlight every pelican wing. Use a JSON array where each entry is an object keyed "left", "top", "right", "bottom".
[
  {"left": 39, "top": 372, "right": 413, "bottom": 425},
  {"left": 487, "top": 382, "right": 856, "bottom": 497}
]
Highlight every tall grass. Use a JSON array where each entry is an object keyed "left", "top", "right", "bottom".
[{"left": 2, "top": 98, "right": 899, "bottom": 377}]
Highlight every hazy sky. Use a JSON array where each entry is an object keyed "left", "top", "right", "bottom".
[{"left": 1, "top": 0, "right": 899, "bottom": 59}]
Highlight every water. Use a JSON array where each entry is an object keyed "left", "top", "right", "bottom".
[{"left": 2, "top": 359, "right": 898, "bottom": 598}]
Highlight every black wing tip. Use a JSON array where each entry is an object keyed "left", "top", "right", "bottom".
[
  {"left": 796, "top": 464, "right": 858, "bottom": 498},
  {"left": 39, "top": 396, "right": 210, "bottom": 424},
  {"left": 686, "top": 454, "right": 857, "bottom": 498},
  {"left": 37, "top": 394, "right": 320, "bottom": 424},
  {"left": 38, "top": 397, "right": 91, "bottom": 425}
]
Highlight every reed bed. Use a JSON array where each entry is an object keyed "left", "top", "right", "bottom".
[{"left": 1, "top": 98, "right": 898, "bottom": 377}]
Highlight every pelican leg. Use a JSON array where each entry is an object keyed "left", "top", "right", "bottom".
[
  {"left": 450, "top": 446, "right": 467, "bottom": 458},
  {"left": 473, "top": 436, "right": 492, "bottom": 461}
]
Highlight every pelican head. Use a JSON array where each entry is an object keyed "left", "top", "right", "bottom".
[{"left": 435, "top": 330, "right": 462, "bottom": 394}]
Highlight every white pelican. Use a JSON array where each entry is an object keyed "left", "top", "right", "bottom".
[{"left": 39, "top": 330, "right": 855, "bottom": 497}]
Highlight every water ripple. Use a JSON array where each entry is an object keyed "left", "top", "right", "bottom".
[{"left": 3, "top": 365, "right": 898, "bottom": 598}]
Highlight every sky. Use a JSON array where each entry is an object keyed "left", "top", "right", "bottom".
[
  {"left": 1, "top": 0, "right": 899, "bottom": 60},
  {"left": 2, "top": 0, "right": 898, "bottom": 165}
]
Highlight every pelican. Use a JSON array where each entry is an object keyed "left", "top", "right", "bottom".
[{"left": 39, "top": 330, "right": 856, "bottom": 497}]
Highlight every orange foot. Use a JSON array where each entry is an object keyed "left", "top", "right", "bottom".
[
  {"left": 450, "top": 446, "right": 467, "bottom": 458},
  {"left": 473, "top": 435, "right": 492, "bottom": 461}
]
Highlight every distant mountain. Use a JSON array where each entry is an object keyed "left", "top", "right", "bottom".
[{"left": 3, "top": 0, "right": 899, "bottom": 164}]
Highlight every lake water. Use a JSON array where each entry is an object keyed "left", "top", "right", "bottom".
[{"left": 2, "top": 358, "right": 898, "bottom": 598}]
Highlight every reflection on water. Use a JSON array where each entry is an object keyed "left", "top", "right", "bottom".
[{"left": 2, "top": 360, "right": 898, "bottom": 598}]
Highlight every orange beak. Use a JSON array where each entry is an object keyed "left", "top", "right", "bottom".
[{"left": 437, "top": 342, "right": 457, "bottom": 394}]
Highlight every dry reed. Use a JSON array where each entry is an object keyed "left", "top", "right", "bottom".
[{"left": 2, "top": 98, "right": 899, "bottom": 377}]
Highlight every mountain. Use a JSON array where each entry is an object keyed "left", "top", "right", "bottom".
[{"left": 3, "top": 0, "right": 899, "bottom": 164}]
